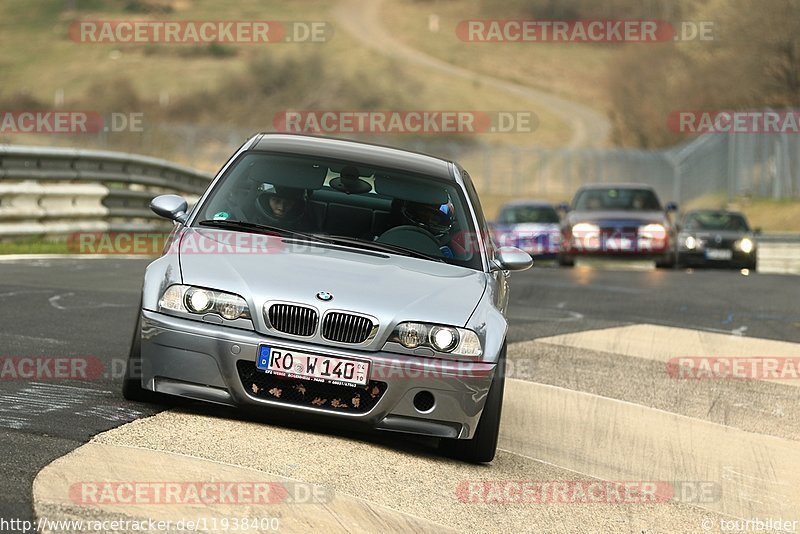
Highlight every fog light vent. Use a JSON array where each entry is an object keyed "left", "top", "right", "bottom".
[{"left": 413, "top": 391, "right": 435, "bottom": 413}]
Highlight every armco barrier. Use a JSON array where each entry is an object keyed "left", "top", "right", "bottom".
[
  {"left": 0, "top": 145, "right": 213, "bottom": 237},
  {"left": 757, "top": 235, "right": 800, "bottom": 274}
]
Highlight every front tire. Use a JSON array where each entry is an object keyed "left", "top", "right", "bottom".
[
  {"left": 557, "top": 253, "right": 575, "bottom": 267},
  {"left": 122, "top": 300, "right": 165, "bottom": 403},
  {"left": 655, "top": 251, "right": 676, "bottom": 269},
  {"left": 440, "top": 343, "right": 506, "bottom": 463}
]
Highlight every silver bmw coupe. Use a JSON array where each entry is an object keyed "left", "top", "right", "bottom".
[{"left": 123, "top": 133, "right": 532, "bottom": 462}]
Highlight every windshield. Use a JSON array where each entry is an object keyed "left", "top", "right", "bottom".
[
  {"left": 498, "top": 205, "right": 560, "bottom": 224},
  {"left": 194, "top": 152, "right": 482, "bottom": 270},
  {"left": 683, "top": 212, "right": 750, "bottom": 232},
  {"left": 573, "top": 188, "right": 662, "bottom": 211}
]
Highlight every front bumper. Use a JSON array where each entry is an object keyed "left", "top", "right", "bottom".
[
  {"left": 678, "top": 249, "right": 756, "bottom": 268},
  {"left": 139, "top": 310, "right": 496, "bottom": 439},
  {"left": 561, "top": 234, "right": 671, "bottom": 259}
]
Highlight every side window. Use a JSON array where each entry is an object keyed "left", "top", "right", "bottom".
[{"left": 460, "top": 168, "right": 494, "bottom": 259}]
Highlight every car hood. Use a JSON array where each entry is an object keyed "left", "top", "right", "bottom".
[
  {"left": 566, "top": 210, "right": 670, "bottom": 227},
  {"left": 681, "top": 229, "right": 752, "bottom": 239},
  {"left": 178, "top": 228, "right": 487, "bottom": 329}
]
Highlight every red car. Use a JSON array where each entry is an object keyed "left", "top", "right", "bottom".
[{"left": 558, "top": 184, "right": 678, "bottom": 268}]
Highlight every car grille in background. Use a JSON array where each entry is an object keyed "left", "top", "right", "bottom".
[
  {"left": 267, "top": 304, "right": 318, "bottom": 337},
  {"left": 708, "top": 237, "right": 736, "bottom": 248},
  {"left": 321, "top": 312, "right": 375, "bottom": 344},
  {"left": 600, "top": 226, "right": 638, "bottom": 237},
  {"left": 237, "top": 360, "right": 386, "bottom": 414}
]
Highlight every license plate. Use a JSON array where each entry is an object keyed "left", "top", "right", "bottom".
[
  {"left": 256, "top": 345, "right": 370, "bottom": 387},
  {"left": 606, "top": 237, "right": 634, "bottom": 250},
  {"left": 705, "top": 249, "right": 733, "bottom": 260}
]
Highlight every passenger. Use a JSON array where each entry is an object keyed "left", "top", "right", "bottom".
[
  {"left": 256, "top": 184, "right": 318, "bottom": 231},
  {"left": 586, "top": 194, "right": 602, "bottom": 210}
]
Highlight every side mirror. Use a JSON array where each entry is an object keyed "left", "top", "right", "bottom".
[
  {"left": 557, "top": 202, "right": 570, "bottom": 212},
  {"left": 754, "top": 227, "right": 763, "bottom": 235},
  {"left": 665, "top": 202, "right": 679, "bottom": 212},
  {"left": 493, "top": 246, "right": 533, "bottom": 271},
  {"left": 150, "top": 194, "right": 189, "bottom": 223}
]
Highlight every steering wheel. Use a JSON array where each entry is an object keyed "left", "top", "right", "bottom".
[{"left": 377, "top": 225, "right": 443, "bottom": 257}]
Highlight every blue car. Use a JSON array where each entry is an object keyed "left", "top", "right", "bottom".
[{"left": 491, "top": 200, "right": 561, "bottom": 259}]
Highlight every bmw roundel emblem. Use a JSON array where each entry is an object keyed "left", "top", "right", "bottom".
[{"left": 316, "top": 291, "right": 333, "bottom": 301}]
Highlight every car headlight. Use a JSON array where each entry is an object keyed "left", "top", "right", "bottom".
[
  {"left": 430, "top": 326, "right": 459, "bottom": 352},
  {"left": 639, "top": 223, "right": 667, "bottom": 240},
  {"left": 387, "top": 322, "right": 482, "bottom": 357},
  {"left": 680, "top": 235, "right": 704, "bottom": 250},
  {"left": 737, "top": 238, "right": 754, "bottom": 254},
  {"left": 159, "top": 285, "right": 251, "bottom": 321},
  {"left": 571, "top": 223, "right": 599, "bottom": 236},
  {"left": 185, "top": 287, "right": 213, "bottom": 313}
]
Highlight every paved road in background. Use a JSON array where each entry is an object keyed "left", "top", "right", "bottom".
[{"left": 333, "top": 0, "right": 611, "bottom": 148}]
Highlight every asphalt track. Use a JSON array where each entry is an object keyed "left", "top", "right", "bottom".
[{"left": 1, "top": 257, "right": 798, "bottom": 532}]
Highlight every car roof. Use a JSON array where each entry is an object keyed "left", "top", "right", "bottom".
[
  {"left": 249, "top": 133, "right": 455, "bottom": 180},
  {"left": 575, "top": 183, "right": 657, "bottom": 191}
]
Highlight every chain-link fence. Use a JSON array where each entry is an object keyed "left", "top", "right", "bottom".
[{"left": 408, "top": 131, "right": 800, "bottom": 206}]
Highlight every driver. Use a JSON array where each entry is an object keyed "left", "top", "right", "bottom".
[
  {"left": 255, "top": 184, "right": 317, "bottom": 231},
  {"left": 631, "top": 192, "right": 648, "bottom": 210},
  {"left": 399, "top": 199, "right": 456, "bottom": 257}
]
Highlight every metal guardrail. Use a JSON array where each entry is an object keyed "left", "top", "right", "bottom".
[
  {"left": 0, "top": 144, "right": 213, "bottom": 237},
  {"left": 757, "top": 241, "right": 800, "bottom": 275},
  {"left": 756, "top": 233, "right": 800, "bottom": 243}
]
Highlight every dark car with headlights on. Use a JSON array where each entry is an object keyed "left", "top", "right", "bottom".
[
  {"left": 558, "top": 184, "right": 678, "bottom": 268},
  {"left": 676, "top": 210, "right": 758, "bottom": 270},
  {"left": 491, "top": 200, "right": 561, "bottom": 259},
  {"left": 122, "top": 133, "right": 533, "bottom": 463}
]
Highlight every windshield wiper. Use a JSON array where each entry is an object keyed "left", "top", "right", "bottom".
[
  {"left": 319, "top": 235, "right": 445, "bottom": 262},
  {"left": 196, "top": 222, "right": 444, "bottom": 261},
  {"left": 197, "top": 220, "right": 329, "bottom": 244}
]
